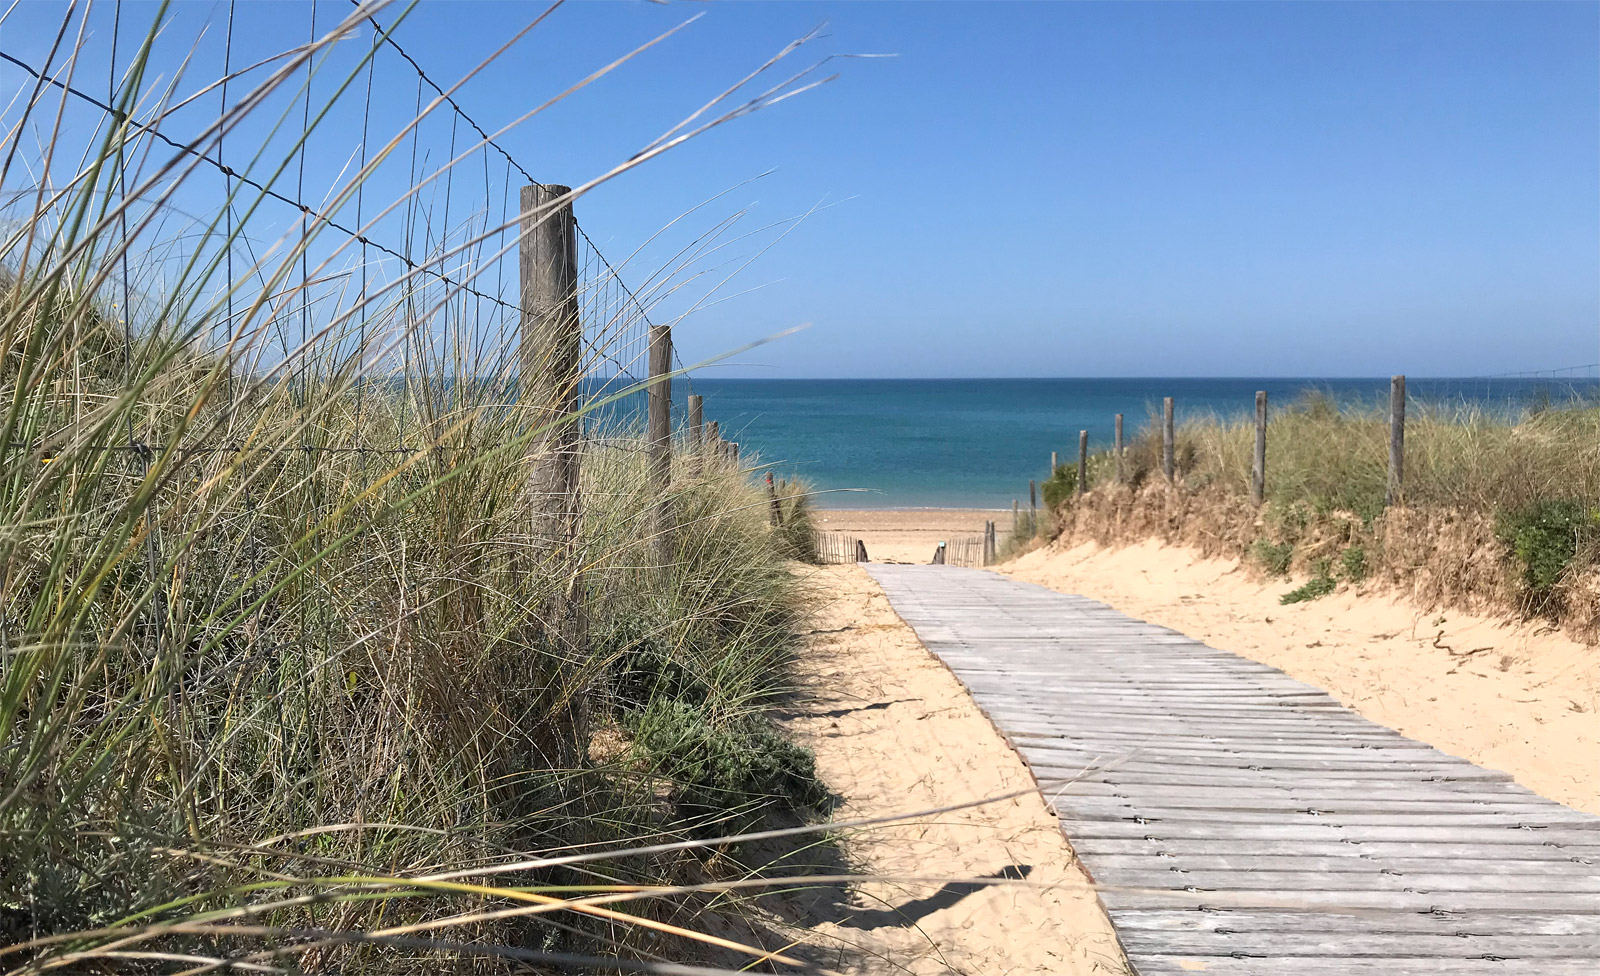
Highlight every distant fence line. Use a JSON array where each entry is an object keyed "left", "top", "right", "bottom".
[
  {"left": 814, "top": 532, "right": 865, "bottom": 565},
  {"left": 1003, "top": 366, "right": 1600, "bottom": 538}
]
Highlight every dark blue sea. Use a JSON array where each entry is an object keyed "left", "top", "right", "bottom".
[{"left": 594, "top": 376, "right": 1598, "bottom": 510}]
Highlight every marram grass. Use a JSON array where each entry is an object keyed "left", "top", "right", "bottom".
[{"left": 1, "top": 3, "right": 845, "bottom": 971}]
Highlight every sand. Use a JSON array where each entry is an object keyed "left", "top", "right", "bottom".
[
  {"left": 815, "top": 509, "right": 1009, "bottom": 565},
  {"left": 1006, "top": 539, "right": 1600, "bottom": 814},
  {"left": 778, "top": 564, "right": 1130, "bottom": 975}
]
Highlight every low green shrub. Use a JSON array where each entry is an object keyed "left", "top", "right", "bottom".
[
  {"left": 1041, "top": 464, "right": 1078, "bottom": 510},
  {"left": 1495, "top": 500, "right": 1597, "bottom": 610},
  {"left": 1340, "top": 545, "right": 1369, "bottom": 583},
  {"left": 1266, "top": 501, "right": 1312, "bottom": 545},
  {"left": 628, "top": 700, "right": 830, "bottom": 831},
  {"left": 1251, "top": 538, "right": 1294, "bottom": 577},
  {"left": 1281, "top": 557, "right": 1336, "bottom": 604}
]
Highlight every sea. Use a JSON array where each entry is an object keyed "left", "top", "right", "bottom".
[{"left": 596, "top": 376, "right": 1599, "bottom": 510}]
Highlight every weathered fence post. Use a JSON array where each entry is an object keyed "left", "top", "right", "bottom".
[
  {"left": 687, "top": 393, "right": 703, "bottom": 454},
  {"left": 1012, "top": 499, "right": 1018, "bottom": 534},
  {"left": 1077, "top": 429, "right": 1088, "bottom": 497},
  {"left": 732, "top": 442, "right": 740, "bottom": 466},
  {"left": 706, "top": 420, "right": 720, "bottom": 465},
  {"left": 520, "top": 182, "right": 584, "bottom": 754},
  {"left": 766, "top": 470, "right": 781, "bottom": 525},
  {"left": 1252, "top": 390, "right": 1267, "bottom": 506},
  {"left": 1388, "top": 374, "right": 1406, "bottom": 507},
  {"left": 1162, "top": 396, "right": 1175, "bottom": 483},
  {"left": 1051, "top": 450, "right": 1058, "bottom": 473},
  {"left": 648, "top": 323, "right": 672, "bottom": 566},
  {"left": 1028, "top": 479, "right": 1038, "bottom": 533},
  {"left": 1114, "top": 413, "right": 1124, "bottom": 483}
]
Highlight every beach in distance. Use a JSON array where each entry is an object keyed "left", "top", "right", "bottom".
[{"left": 675, "top": 376, "right": 1597, "bottom": 510}]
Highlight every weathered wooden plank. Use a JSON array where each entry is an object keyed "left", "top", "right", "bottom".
[
  {"left": 1059, "top": 821, "right": 1600, "bottom": 844},
  {"left": 1085, "top": 853, "right": 1600, "bottom": 875},
  {"left": 1029, "top": 757, "right": 1520, "bottom": 780},
  {"left": 1069, "top": 838, "right": 1600, "bottom": 862},
  {"left": 1129, "top": 956, "right": 1599, "bottom": 975},
  {"left": 1038, "top": 769, "right": 1525, "bottom": 790},
  {"left": 1096, "top": 888, "right": 1600, "bottom": 913},
  {"left": 1093, "top": 867, "right": 1600, "bottom": 893},
  {"left": 1109, "top": 909, "right": 1600, "bottom": 936},
  {"left": 1119, "top": 928, "right": 1600, "bottom": 958}
]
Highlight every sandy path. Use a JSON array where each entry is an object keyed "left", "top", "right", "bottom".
[
  {"left": 1007, "top": 539, "right": 1600, "bottom": 814},
  {"left": 778, "top": 564, "right": 1130, "bottom": 975},
  {"left": 814, "top": 510, "right": 1009, "bottom": 565}
]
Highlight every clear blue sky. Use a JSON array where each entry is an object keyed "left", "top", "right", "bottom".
[{"left": 5, "top": 1, "right": 1598, "bottom": 377}]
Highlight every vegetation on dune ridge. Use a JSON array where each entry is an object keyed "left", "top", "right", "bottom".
[
  {"left": 0, "top": 4, "right": 843, "bottom": 972},
  {"left": 1040, "top": 393, "right": 1600, "bottom": 637},
  {"left": 1, "top": 270, "right": 834, "bottom": 967}
]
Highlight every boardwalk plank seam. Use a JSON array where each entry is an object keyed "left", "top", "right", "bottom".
[{"left": 863, "top": 564, "right": 1600, "bottom": 975}]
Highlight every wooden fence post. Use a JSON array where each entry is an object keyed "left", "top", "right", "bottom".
[
  {"left": 765, "top": 470, "right": 781, "bottom": 525},
  {"left": 1051, "top": 451, "right": 1058, "bottom": 474},
  {"left": 1077, "top": 429, "right": 1088, "bottom": 497},
  {"left": 1163, "top": 396, "right": 1175, "bottom": 483},
  {"left": 1388, "top": 374, "right": 1406, "bottom": 507},
  {"left": 687, "top": 393, "right": 703, "bottom": 454},
  {"left": 706, "top": 420, "right": 720, "bottom": 465},
  {"left": 1114, "top": 413, "right": 1124, "bottom": 484},
  {"left": 1028, "top": 479, "right": 1037, "bottom": 533},
  {"left": 648, "top": 323, "right": 672, "bottom": 566},
  {"left": 520, "top": 182, "right": 584, "bottom": 756},
  {"left": 1012, "top": 499, "right": 1018, "bottom": 534},
  {"left": 1252, "top": 390, "right": 1267, "bottom": 506}
]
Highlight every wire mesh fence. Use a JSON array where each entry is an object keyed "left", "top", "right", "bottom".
[{"left": 0, "top": 1, "right": 704, "bottom": 484}]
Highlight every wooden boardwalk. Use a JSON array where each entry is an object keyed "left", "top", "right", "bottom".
[{"left": 863, "top": 564, "right": 1600, "bottom": 975}]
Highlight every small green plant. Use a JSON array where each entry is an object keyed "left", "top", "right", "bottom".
[
  {"left": 628, "top": 700, "right": 831, "bottom": 830},
  {"left": 1495, "top": 500, "right": 1596, "bottom": 610},
  {"left": 1040, "top": 464, "right": 1078, "bottom": 509},
  {"left": 1340, "top": 545, "right": 1369, "bottom": 583},
  {"left": 1266, "top": 501, "right": 1311, "bottom": 545},
  {"left": 1251, "top": 538, "right": 1294, "bottom": 577},
  {"left": 1281, "top": 557, "right": 1336, "bottom": 604}
]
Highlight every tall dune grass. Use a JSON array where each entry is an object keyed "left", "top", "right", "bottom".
[
  {"left": 1121, "top": 392, "right": 1600, "bottom": 518},
  {"left": 1, "top": 3, "right": 842, "bottom": 970}
]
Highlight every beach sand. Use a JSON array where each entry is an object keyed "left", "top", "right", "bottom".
[
  {"left": 814, "top": 508, "right": 1012, "bottom": 564},
  {"left": 1006, "top": 538, "right": 1600, "bottom": 814},
  {"left": 779, "top": 564, "right": 1130, "bottom": 975}
]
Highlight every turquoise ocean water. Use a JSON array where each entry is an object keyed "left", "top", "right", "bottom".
[{"left": 602, "top": 377, "right": 1597, "bottom": 510}]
